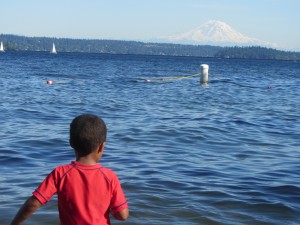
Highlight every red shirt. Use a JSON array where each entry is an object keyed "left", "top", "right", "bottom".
[{"left": 33, "top": 161, "right": 128, "bottom": 225}]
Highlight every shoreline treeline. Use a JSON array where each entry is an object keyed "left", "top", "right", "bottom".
[{"left": 1, "top": 34, "right": 299, "bottom": 61}]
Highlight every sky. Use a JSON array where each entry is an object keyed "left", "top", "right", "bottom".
[{"left": 1, "top": 0, "right": 300, "bottom": 51}]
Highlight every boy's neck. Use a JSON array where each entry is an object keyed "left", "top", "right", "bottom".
[
  {"left": 74, "top": 144, "right": 104, "bottom": 165},
  {"left": 75, "top": 149, "right": 103, "bottom": 165},
  {"left": 76, "top": 157, "right": 98, "bottom": 165}
]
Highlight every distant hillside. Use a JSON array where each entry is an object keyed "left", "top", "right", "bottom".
[
  {"left": 1, "top": 34, "right": 300, "bottom": 60},
  {"left": 215, "top": 46, "right": 300, "bottom": 61},
  {"left": 0, "top": 34, "right": 220, "bottom": 57}
]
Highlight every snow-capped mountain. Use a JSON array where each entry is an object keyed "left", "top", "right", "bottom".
[{"left": 167, "top": 20, "right": 277, "bottom": 48}]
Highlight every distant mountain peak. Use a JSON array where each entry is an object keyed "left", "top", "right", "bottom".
[{"left": 167, "top": 20, "right": 277, "bottom": 48}]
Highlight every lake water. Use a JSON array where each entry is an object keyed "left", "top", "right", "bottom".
[{"left": 0, "top": 51, "right": 300, "bottom": 225}]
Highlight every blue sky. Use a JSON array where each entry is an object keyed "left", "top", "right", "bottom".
[{"left": 1, "top": 0, "right": 300, "bottom": 50}]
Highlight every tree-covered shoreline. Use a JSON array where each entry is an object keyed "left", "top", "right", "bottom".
[{"left": 1, "top": 34, "right": 300, "bottom": 61}]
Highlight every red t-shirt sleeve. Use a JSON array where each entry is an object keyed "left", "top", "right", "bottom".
[
  {"left": 110, "top": 173, "right": 128, "bottom": 213},
  {"left": 32, "top": 169, "right": 57, "bottom": 205}
]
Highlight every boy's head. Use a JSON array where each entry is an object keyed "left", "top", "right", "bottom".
[{"left": 70, "top": 114, "right": 107, "bottom": 157}]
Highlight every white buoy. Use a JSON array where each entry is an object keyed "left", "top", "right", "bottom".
[{"left": 200, "top": 64, "right": 209, "bottom": 84}]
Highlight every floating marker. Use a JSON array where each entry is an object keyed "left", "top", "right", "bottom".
[
  {"left": 200, "top": 64, "right": 209, "bottom": 84},
  {"left": 47, "top": 80, "right": 53, "bottom": 85}
]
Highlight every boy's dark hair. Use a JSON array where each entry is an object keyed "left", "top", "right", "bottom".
[{"left": 70, "top": 114, "right": 107, "bottom": 157}]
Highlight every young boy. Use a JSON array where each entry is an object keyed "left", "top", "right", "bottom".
[{"left": 11, "top": 114, "right": 129, "bottom": 225}]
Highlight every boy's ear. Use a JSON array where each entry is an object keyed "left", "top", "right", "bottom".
[{"left": 98, "top": 142, "right": 106, "bottom": 153}]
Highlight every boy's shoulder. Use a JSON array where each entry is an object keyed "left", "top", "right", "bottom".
[
  {"left": 54, "top": 162, "right": 75, "bottom": 171},
  {"left": 53, "top": 162, "right": 118, "bottom": 177}
]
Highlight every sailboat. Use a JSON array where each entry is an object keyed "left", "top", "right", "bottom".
[
  {"left": 50, "top": 42, "right": 57, "bottom": 54},
  {"left": 0, "top": 41, "right": 4, "bottom": 52}
]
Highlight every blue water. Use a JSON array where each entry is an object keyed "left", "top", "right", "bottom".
[{"left": 0, "top": 51, "right": 300, "bottom": 225}]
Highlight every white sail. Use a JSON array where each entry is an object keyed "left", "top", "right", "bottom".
[
  {"left": 0, "top": 41, "right": 4, "bottom": 52},
  {"left": 51, "top": 43, "right": 57, "bottom": 54}
]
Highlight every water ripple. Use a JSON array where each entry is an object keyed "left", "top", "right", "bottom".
[{"left": 1, "top": 53, "right": 300, "bottom": 225}]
